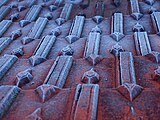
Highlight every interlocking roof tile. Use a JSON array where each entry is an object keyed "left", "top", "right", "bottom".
[{"left": 0, "top": 0, "right": 160, "bottom": 120}]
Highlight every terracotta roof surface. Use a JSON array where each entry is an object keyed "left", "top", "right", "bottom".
[{"left": 0, "top": 0, "right": 160, "bottom": 120}]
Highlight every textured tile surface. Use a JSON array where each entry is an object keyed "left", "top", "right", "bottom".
[{"left": 0, "top": 0, "right": 160, "bottom": 120}]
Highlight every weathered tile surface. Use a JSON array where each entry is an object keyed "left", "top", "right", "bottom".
[{"left": 0, "top": 0, "right": 160, "bottom": 120}]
